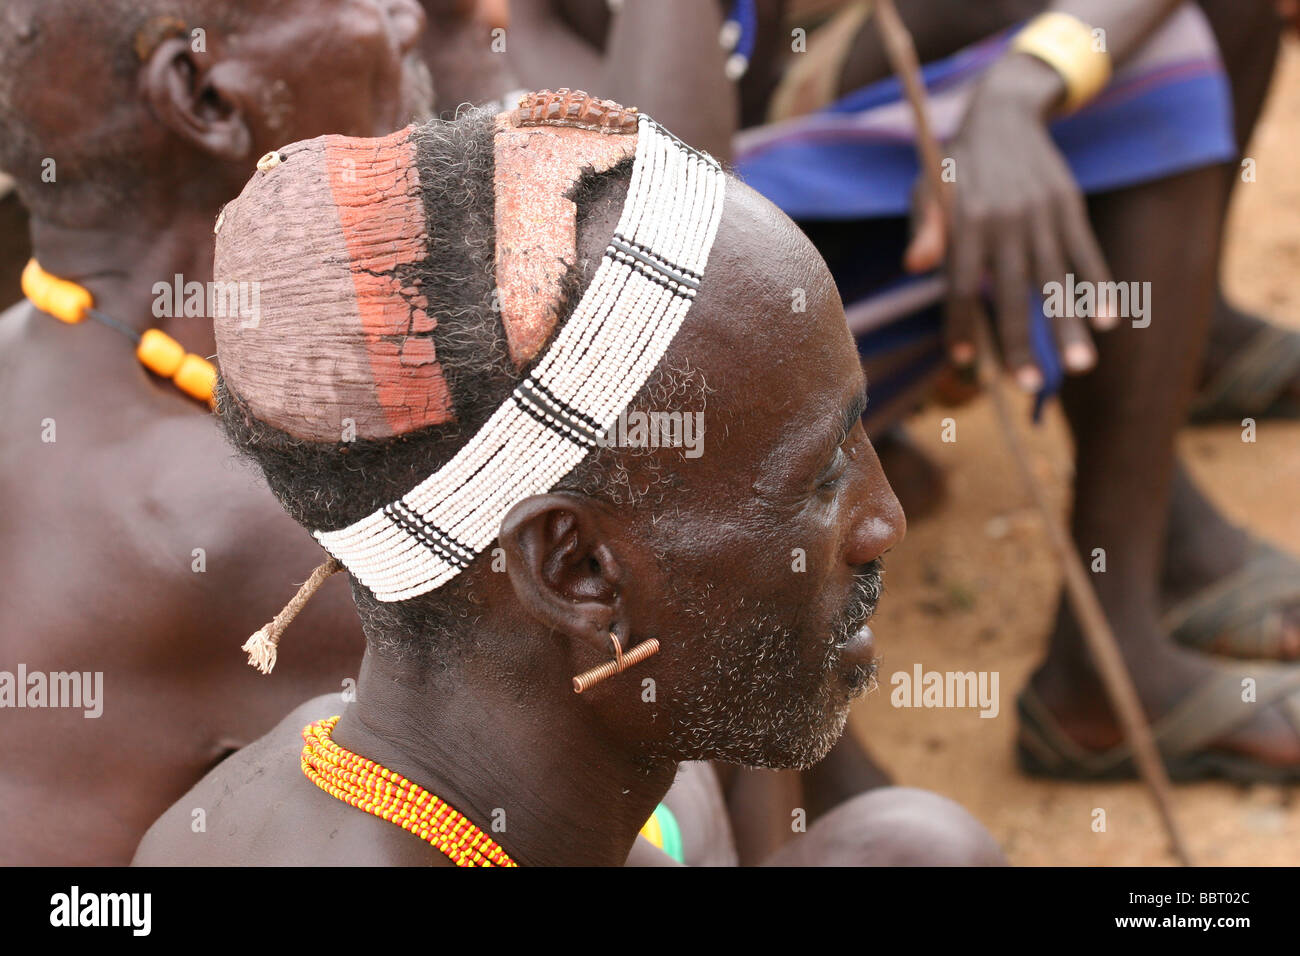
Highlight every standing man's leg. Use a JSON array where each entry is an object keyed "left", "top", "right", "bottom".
[{"left": 1026, "top": 165, "right": 1300, "bottom": 773}]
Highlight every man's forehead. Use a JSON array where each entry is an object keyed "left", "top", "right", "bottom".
[
  {"left": 660, "top": 181, "right": 860, "bottom": 479},
  {"left": 698, "top": 181, "right": 841, "bottom": 351},
  {"left": 680, "top": 182, "right": 847, "bottom": 381}
]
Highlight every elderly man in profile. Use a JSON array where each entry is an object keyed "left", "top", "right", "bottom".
[{"left": 134, "top": 91, "right": 1004, "bottom": 866}]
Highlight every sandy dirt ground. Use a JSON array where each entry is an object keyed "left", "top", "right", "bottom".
[{"left": 847, "top": 39, "right": 1300, "bottom": 866}]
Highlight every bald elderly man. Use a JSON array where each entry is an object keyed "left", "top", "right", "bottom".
[
  {"left": 134, "top": 93, "right": 1003, "bottom": 866},
  {"left": 0, "top": 0, "right": 433, "bottom": 864}
]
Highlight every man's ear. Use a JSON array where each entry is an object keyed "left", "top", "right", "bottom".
[
  {"left": 498, "top": 493, "right": 623, "bottom": 653},
  {"left": 139, "top": 34, "right": 252, "bottom": 161}
]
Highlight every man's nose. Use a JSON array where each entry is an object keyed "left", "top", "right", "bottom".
[
  {"left": 846, "top": 459, "right": 907, "bottom": 566},
  {"left": 384, "top": 0, "right": 427, "bottom": 54}
]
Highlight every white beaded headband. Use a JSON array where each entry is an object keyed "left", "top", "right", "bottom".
[{"left": 314, "top": 111, "right": 726, "bottom": 602}]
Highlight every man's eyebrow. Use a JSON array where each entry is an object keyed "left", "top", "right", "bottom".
[
  {"left": 811, "top": 384, "right": 869, "bottom": 473},
  {"left": 837, "top": 385, "right": 869, "bottom": 442}
]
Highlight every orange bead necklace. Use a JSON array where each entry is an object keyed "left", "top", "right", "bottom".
[
  {"left": 301, "top": 716, "right": 517, "bottom": 867},
  {"left": 21, "top": 259, "right": 217, "bottom": 406}
]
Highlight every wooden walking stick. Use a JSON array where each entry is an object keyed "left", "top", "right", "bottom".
[{"left": 872, "top": 0, "right": 1193, "bottom": 865}]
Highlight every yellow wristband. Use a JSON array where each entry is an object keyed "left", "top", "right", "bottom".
[{"left": 1010, "top": 12, "right": 1112, "bottom": 114}]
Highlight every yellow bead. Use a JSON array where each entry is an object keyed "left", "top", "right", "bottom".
[
  {"left": 173, "top": 353, "right": 217, "bottom": 404},
  {"left": 22, "top": 259, "right": 92, "bottom": 324},
  {"left": 136, "top": 329, "right": 186, "bottom": 378}
]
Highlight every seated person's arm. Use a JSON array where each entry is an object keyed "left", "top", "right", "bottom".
[{"left": 906, "top": 0, "right": 1187, "bottom": 389}]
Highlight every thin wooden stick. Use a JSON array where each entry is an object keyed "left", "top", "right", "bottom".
[{"left": 872, "top": 0, "right": 1192, "bottom": 866}]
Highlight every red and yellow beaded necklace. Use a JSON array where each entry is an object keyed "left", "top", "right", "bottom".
[
  {"left": 21, "top": 259, "right": 217, "bottom": 406},
  {"left": 300, "top": 716, "right": 517, "bottom": 867}
]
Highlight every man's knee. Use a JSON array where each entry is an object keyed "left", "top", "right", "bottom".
[{"left": 769, "top": 786, "right": 1005, "bottom": 866}]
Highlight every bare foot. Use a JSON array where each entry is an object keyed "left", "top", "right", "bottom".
[
  {"left": 1162, "top": 465, "right": 1300, "bottom": 660},
  {"left": 1026, "top": 609, "right": 1300, "bottom": 777}
]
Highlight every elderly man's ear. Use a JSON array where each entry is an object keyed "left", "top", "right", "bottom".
[
  {"left": 498, "top": 494, "right": 626, "bottom": 655},
  {"left": 140, "top": 34, "right": 253, "bottom": 161}
]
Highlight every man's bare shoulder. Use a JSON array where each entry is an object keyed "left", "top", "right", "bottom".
[
  {"left": 134, "top": 694, "right": 451, "bottom": 866},
  {"left": 0, "top": 305, "right": 361, "bottom": 645},
  {"left": 132, "top": 694, "right": 347, "bottom": 866}
]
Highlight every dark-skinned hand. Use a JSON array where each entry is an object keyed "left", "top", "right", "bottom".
[{"left": 904, "top": 51, "right": 1118, "bottom": 391}]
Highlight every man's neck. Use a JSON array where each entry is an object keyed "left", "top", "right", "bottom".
[
  {"left": 335, "top": 647, "right": 676, "bottom": 866},
  {"left": 28, "top": 208, "right": 220, "bottom": 356}
]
